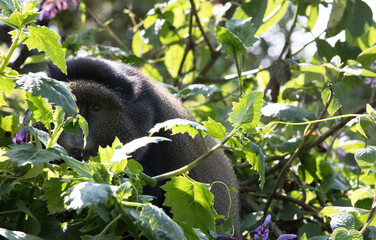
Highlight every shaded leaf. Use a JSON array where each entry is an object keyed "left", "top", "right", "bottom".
[
  {"left": 5, "top": 143, "right": 60, "bottom": 166},
  {"left": 354, "top": 146, "right": 376, "bottom": 174},
  {"left": 134, "top": 205, "right": 187, "bottom": 240},
  {"left": 0, "top": 228, "right": 43, "bottom": 240},
  {"left": 261, "top": 102, "right": 315, "bottom": 121},
  {"left": 15, "top": 73, "right": 77, "bottom": 116}
]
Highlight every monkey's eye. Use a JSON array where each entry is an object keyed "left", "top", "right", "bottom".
[{"left": 89, "top": 103, "right": 102, "bottom": 112}]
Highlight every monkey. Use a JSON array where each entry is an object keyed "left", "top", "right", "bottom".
[{"left": 46, "top": 57, "right": 241, "bottom": 237}]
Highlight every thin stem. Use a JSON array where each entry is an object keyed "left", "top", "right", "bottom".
[
  {"left": 113, "top": 197, "right": 140, "bottom": 240},
  {"left": 263, "top": 82, "right": 334, "bottom": 215},
  {"left": 153, "top": 125, "right": 240, "bottom": 181},
  {"left": 86, "top": 8, "right": 129, "bottom": 51},
  {"left": 360, "top": 195, "right": 376, "bottom": 235},
  {"left": 99, "top": 214, "right": 121, "bottom": 236},
  {"left": 234, "top": 50, "right": 244, "bottom": 94},
  {"left": 0, "top": 29, "right": 21, "bottom": 73}
]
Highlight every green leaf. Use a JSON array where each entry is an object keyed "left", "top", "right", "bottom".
[
  {"left": 357, "top": 45, "right": 376, "bottom": 68},
  {"left": 164, "top": 44, "right": 193, "bottom": 78},
  {"left": 216, "top": 26, "right": 246, "bottom": 59},
  {"left": 0, "top": 228, "right": 44, "bottom": 240},
  {"left": 347, "top": 0, "right": 373, "bottom": 38},
  {"left": 350, "top": 189, "right": 374, "bottom": 207},
  {"left": 134, "top": 205, "right": 187, "bottom": 240},
  {"left": 256, "top": 0, "right": 289, "bottom": 35},
  {"left": 330, "top": 212, "right": 360, "bottom": 231},
  {"left": 354, "top": 146, "right": 376, "bottom": 174},
  {"left": 26, "top": 94, "right": 53, "bottom": 128},
  {"left": 0, "top": 67, "right": 17, "bottom": 94},
  {"left": 202, "top": 117, "right": 226, "bottom": 140},
  {"left": 356, "top": 120, "right": 368, "bottom": 139},
  {"left": 5, "top": 143, "right": 60, "bottom": 166},
  {"left": 0, "top": 0, "right": 16, "bottom": 16},
  {"left": 261, "top": 102, "right": 316, "bottom": 121},
  {"left": 326, "top": 0, "right": 348, "bottom": 38},
  {"left": 229, "top": 91, "right": 263, "bottom": 128},
  {"left": 233, "top": 0, "right": 267, "bottom": 32},
  {"left": 331, "top": 227, "right": 362, "bottom": 240},
  {"left": 111, "top": 136, "right": 170, "bottom": 163},
  {"left": 224, "top": 18, "right": 257, "bottom": 47},
  {"left": 43, "top": 178, "right": 66, "bottom": 214},
  {"left": 149, "top": 118, "right": 207, "bottom": 139},
  {"left": 161, "top": 176, "right": 216, "bottom": 233},
  {"left": 24, "top": 25, "right": 66, "bottom": 74},
  {"left": 61, "top": 155, "right": 95, "bottom": 178},
  {"left": 244, "top": 141, "right": 265, "bottom": 188},
  {"left": 0, "top": 9, "right": 38, "bottom": 28},
  {"left": 306, "top": 4, "right": 319, "bottom": 30},
  {"left": 178, "top": 84, "right": 219, "bottom": 98},
  {"left": 15, "top": 73, "right": 77, "bottom": 116},
  {"left": 322, "top": 82, "right": 349, "bottom": 116},
  {"left": 132, "top": 30, "right": 153, "bottom": 57},
  {"left": 64, "top": 181, "right": 117, "bottom": 213}
]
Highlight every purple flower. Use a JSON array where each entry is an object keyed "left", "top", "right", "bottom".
[
  {"left": 277, "top": 234, "right": 297, "bottom": 240},
  {"left": 365, "top": 77, "right": 376, "bottom": 88},
  {"left": 12, "top": 128, "right": 30, "bottom": 144},
  {"left": 39, "top": 0, "right": 78, "bottom": 21},
  {"left": 251, "top": 214, "right": 271, "bottom": 240},
  {"left": 216, "top": 235, "right": 238, "bottom": 240}
]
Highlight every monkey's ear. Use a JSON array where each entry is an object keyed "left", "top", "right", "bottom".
[{"left": 46, "top": 61, "right": 68, "bottom": 82}]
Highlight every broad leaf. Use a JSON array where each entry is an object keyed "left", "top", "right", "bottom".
[
  {"left": 350, "top": 189, "right": 373, "bottom": 207},
  {"left": 112, "top": 136, "right": 171, "bottom": 162},
  {"left": 26, "top": 94, "right": 53, "bottom": 129},
  {"left": 135, "top": 205, "right": 187, "bottom": 240},
  {"left": 330, "top": 212, "right": 360, "bottom": 231},
  {"left": 61, "top": 155, "right": 95, "bottom": 178},
  {"left": 161, "top": 176, "right": 216, "bottom": 233},
  {"left": 15, "top": 73, "right": 77, "bottom": 116},
  {"left": 331, "top": 227, "right": 362, "bottom": 240},
  {"left": 24, "top": 25, "right": 67, "bottom": 74},
  {"left": 0, "top": 67, "right": 17, "bottom": 94},
  {"left": 261, "top": 102, "right": 316, "bottom": 121},
  {"left": 203, "top": 117, "right": 226, "bottom": 140},
  {"left": 0, "top": 10, "right": 38, "bottom": 28},
  {"left": 224, "top": 18, "right": 257, "bottom": 47},
  {"left": 244, "top": 141, "right": 265, "bottom": 188},
  {"left": 5, "top": 143, "right": 60, "bottom": 166},
  {"left": 0, "top": 0, "right": 16, "bottom": 16},
  {"left": 357, "top": 45, "right": 376, "bottom": 68},
  {"left": 229, "top": 91, "right": 264, "bottom": 128},
  {"left": 149, "top": 118, "right": 207, "bottom": 138},
  {"left": 64, "top": 181, "right": 117, "bottom": 213},
  {"left": 0, "top": 228, "right": 43, "bottom": 240},
  {"left": 354, "top": 146, "right": 376, "bottom": 174},
  {"left": 178, "top": 84, "right": 219, "bottom": 98}
]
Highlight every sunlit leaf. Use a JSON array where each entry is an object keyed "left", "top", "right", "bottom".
[
  {"left": 161, "top": 176, "right": 216, "bottom": 233},
  {"left": 354, "top": 146, "right": 376, "bottom": 174}
]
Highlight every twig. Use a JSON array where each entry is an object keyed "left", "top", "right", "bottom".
[
  {"left": 86, "top": 8, "right": 130, "bottom": 52},
  {"left": 264, "top": 0, "right": 301, "bottom": 102},
  {"left": 263, "top": 83, "right": 334, "bottom": 215}
]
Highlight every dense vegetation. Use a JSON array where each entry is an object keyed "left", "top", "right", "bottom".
[{"left": 1, "top": 0, "right": 376, "bottom": 239}]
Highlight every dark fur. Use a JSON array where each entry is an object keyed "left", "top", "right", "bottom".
[{"left": 47, "top": 57, "right": 240, "bottom": 237}]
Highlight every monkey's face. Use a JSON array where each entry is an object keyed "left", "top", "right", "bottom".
[{"left": 58, "top": 80, "right": 141, "bottom": 159}]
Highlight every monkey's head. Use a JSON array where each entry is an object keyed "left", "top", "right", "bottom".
[{"left": 46, "top": 57, "right": 156, "bottom": 160}]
